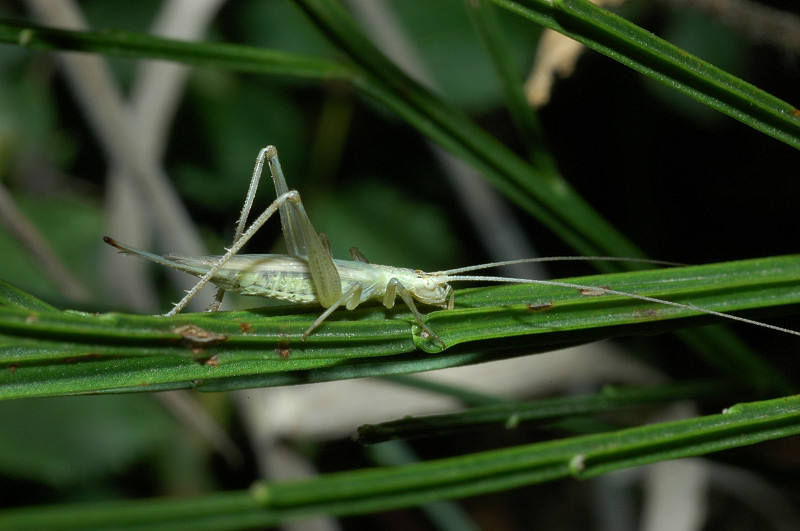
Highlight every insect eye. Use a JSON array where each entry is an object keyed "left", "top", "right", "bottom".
[{"left": 418, "top": 277, "right": 435, "bottom": 291}]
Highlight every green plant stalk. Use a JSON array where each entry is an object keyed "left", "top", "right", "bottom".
[
  {"left": 356, "top": 380, "right": 734, "bottom": 444},
  {"left": 1, "top": 256, "right": 798, "bottom": 399},
  {"left": 498, "top": 0, "right": 800, "bottom": 147},
  {"left": 2, "top": 392, "right": 798, "bottom": 529},
  {"left": 294, "top": 0, "right": 640, "bottom": 259},
  {"left": 259, "top": 394, "right": 800, "bottom": 508},
  {"left": 464, "top": 0, "right": 556, "bottom": 170}
]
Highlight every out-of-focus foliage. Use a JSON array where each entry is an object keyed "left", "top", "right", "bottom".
[{"left": 1, "top": 0, "right": 799, "bottom": 528}]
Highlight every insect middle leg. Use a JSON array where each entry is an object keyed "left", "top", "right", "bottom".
[{"left": 384, "top": 278, "right": 446, "bottom": 348}]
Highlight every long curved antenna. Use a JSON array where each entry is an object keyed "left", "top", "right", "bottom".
[
  {"left": 439, "top": 256, "right": 683, "bottom": 275},
  {"left": 443, "top": 273, "right": 800, "bottom": 338}
]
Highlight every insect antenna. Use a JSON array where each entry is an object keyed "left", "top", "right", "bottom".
[
  {"left": 437, "top": 256, "right": 683, "bottom": 276},
  {"left": 438, "top": 259, "right": 800, "bottom": 339}
]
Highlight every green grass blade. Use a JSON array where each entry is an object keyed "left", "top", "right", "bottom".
[
  {"left": 2, "top": 392, "right": 799, "bottom": 529},
  {"left": 0, "top": 18, "right": 352, "bottom": 79},
  {"left": 259, "top": 393, "right": 800, "bottom": 508},
  {"left": 464, "top": 0, "right": 555, "bottom": 168},
  {"left": 1, "top": 255, "right": 798, "bottom": 399},
  {"left": 0, "top": 279, "right": 58, "bottom": 312},
  {"left": 293, "top": 0, "right": 641, "bottom": 259},
  {"left": 499, "top": 0, "right": 800, "bottom": 148},
  {"left": 356, "top": 380, "right": 733, "bottom": 444}
]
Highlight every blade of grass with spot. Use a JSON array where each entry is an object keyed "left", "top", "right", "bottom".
[{"left": 1, "top": 256, "right": 798, "bottom": 399}]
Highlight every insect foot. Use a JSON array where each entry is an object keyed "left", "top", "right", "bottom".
[{"left": 412, "top": 322, "right": 447, "bottom": 353}]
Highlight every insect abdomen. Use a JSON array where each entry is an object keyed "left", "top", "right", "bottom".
[
  {"left": 231, "top": 268, "right": 318, "bottom": 303},
  {"left": 206, "top": 255, "right": 320, "bottom": 303}
]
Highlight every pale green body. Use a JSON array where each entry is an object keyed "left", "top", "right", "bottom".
[
  {"left": 103, "top": 146, "right": 800, "bottom": 346},
  {"left": 118, "top": 247, "right": 451, "bottom": 309},
  {"left": 104, "top": 145, "right": 456, "bottom": 345}
]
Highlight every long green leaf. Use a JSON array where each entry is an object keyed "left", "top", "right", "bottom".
[
  {"left": 356, "top": 380, "right": 733, "bottom": 444},
  {"left": 0, "top": 18, "right": 352, "bottom": 79},
  {"left": 1, "top": 255, "right": 798, "bottom": 399},
  {"left": 494, "top": 0, "right": 800, "bottom": 149},
  {"left": 464, "top": 0, "right": 556, "bottom": 168},
  {"left": 2, "top": 392, "right": 798, "bottom": 529},
  {"left": 0, "top": 4, "right": 793, "bottom": 395}
]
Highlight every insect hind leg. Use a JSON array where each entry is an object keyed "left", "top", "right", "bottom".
[
  {"left": 208, "top": 147, "right": 274, "bottom": 312},
  {"left": 170, "top": 145, "right": 341, "bottom": 317}
]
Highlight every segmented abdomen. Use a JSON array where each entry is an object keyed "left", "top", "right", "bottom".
[
  {"left": 208, "top": 255, "right": 321, "bottom": 303},
  {"left": 173, "top": 253, "right": 387, "bottom": 306},
  {"left": 233, "top": 268, "right": 319, "bottom": 303}
]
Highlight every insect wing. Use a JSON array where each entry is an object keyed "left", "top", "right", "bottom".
[
  {"left": 268, "top": 147, "right": 305, "bottom": 258},
  {"left": 267, "top": 147, "right": 342, "bottom": 307}
]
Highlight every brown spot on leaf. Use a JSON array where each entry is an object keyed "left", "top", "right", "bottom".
[
  {"left": 174, "top": 325, "right": 227, "bottom": 351},
  {"left": 277, "top": 340, "right": 291, "bottom": 359},
  {"left": 635, "top": 308, "right": 661, "bottom": 320},
  {"left": 579, "top": 286, "right": 609, "bottom": 297}
]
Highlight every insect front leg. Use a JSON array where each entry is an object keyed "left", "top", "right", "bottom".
[{"left": 384, "top": 278, "right": 446, "bottom": 348}]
